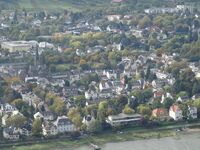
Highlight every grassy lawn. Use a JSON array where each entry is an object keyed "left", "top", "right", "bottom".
[{"left": 2, "top": 129, "right": 175, "bottom": 150}]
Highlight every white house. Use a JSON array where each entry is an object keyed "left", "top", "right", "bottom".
[
  {"left": 19, "top": 126, "right": 32, "bottom": 137},
  {"left": 188, "top": 106, "right": 197, "bottom": 119},
  {"left": 85, "top": 89, "right": 98, "bottom": 100},
  {"left": 34, "top": 112, "right": 44, "bottom": 120},
  {"left": 103, "top": 70, "right": 117, "bottom": 80},
  {"left": 54, "top": 116, "right": 76, "bottom": 133},
  {"left": 42, "top": 112, "right": 55, "bottom": 121},
  {"left": 107, "top": 15, "right": 121, "bottom": 22},
  {"left": 3, "top": 126, "right": 19, "bottom": 140},
  {"left": 99, "top": 80, "right": 112, "bottom": 92},
  {"left": 169, "top": 105, "right": 183, "bottom": 121},
  {"left": 42, "top": 121, "right": 58, "bottom": 136},
  {"left": 0, "top": 103, "right": 18, "bottom": 115}
]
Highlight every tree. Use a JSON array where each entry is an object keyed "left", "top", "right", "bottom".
[
  {"left": 139, "top": 16, "right": 152, "bottom": 28},
  {"left": 97, "top": 109, "right": 106, "bottom": 123},
  {"left": 87, "top": 120, "right": 102, "bottom": 134},
  {"left": 123, "top": 105, "right": 135, "bottom": 114},
  {"left": 163, "top": 98, "right": 175, "bottom": 110},
  {"left": 152, "top": 99, "right": 162, "bottom": 109},
  {"left": 6, "top": 114, "right": 27, "bottom": 128},
  {"left": 145, "top": 65, "right": 151, "bottom": 80},
  {"left": 51, "top": 97, "right": 66, "bottom": 115},
  {"left": 178, "top": 103, "right": 188, "bottom": 119},
  {"left": 13, "top": 10, "right": 18, "bottom": 24},
  {"left": 193, "top": 98, "right": 200, "bottom": 117},
  {"left": 74, "top": 95, "right": 86, "bottom": 107},
  {"left": 67, "top": 108, "right": 82, "bottom": 128},
  {"left": 137, "top": 104, "right": 152, "bottom": 118},
  {"left": 192, "top": 81, "right": 200, "bottom": 96},
  {"left": 194, "top": 19, "right": 200, "bottom": 29},
  {"left": 11, "top": 99, "right": 33, "bottom": 117},
  {"left": 32, "top": 119, "right": 42, "bottom": 137}
]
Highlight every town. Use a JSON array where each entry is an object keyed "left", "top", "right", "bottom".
[{"left": 0, "top": 0, "right": 200, "bottom": 146}]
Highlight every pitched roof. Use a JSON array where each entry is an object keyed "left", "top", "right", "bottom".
[
  {"left": 54, "top": 116, "right": 73, "bottom": 126},
  {"left": 152, "top": 108, "right": 168, "bottom": 116},
  {"left": 170, "top": 105, "right": 181, "bottom": 113}
]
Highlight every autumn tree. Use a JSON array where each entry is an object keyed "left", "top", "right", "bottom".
[
  {"left": 67, "top": 108, "right": 82, "bottom": 128},
  {"left": 123, "top": 105, "right": 135, "bottom": 114}
]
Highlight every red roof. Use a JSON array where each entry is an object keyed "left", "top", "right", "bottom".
[
  {"left": 170, "top": 105, "right": 181, "bottom": 113},
  {"left": 152, "top": 108, "right": 168, "bottom": 117}
]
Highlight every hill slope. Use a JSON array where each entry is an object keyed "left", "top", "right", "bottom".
[
  {"left": 0, "top": 0, "right": 198, "bottom": 12},
  {"left": 0, "top": 0, "right": 112, "bottom": 11}
]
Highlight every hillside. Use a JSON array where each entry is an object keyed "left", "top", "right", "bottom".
[
  {"left": 0, "top": 0, "right": 199, "bottom": 12},
  {"left": 0, "top": 0, "right": 112, "bottom": 12}
]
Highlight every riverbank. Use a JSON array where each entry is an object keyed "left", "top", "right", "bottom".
[
  {"left": 2, "top": 122, "right": 200, "bottom": 150},
  {"left": 1, "top": 129, "right": 175, "bottom": 150}
]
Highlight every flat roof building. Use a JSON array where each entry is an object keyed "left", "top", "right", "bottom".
[
  {"left": 106, "top": 113, "right": 142, "bottom": 127},
  {"left": 1, "top": 41, "right": 37, "bottom": 52}
]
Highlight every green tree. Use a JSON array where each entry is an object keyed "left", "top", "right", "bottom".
[
  {"left": 87, "top": 120, "right": 102, "bottom": 134},
  {"left": 163, "top": 98, "right": 175, "bottom": 110},
  {"left": 139, "top": 16, "right": 152, "bottom": 28},
  {"left": 32, "top": 119, "right": 42, "bottom": 137},
  {"left": 152, "top": 99, "right": 162, "bottom": 109},
  {"left": 137, "top": 104, "right": 152, "bottom": 118},
  {"left": 74, "top": 95, "right": 86, "bottom": 107},
  {"left": 6, "top": 114, "right": 26, "bottom": 128},
  {"left": 11, "top": 99, "right": 33, "bottom": 117}
]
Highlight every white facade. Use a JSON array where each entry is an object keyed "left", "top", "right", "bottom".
[
  {"left": 169, "top": 105, "right": 183, "bottom": 121},
  {"left": 188, "top": 106, "right": 197, "bottom": 119},
  {"left": 42, "top": 122, "right": 58, "bottom": 136},
  {"left": 85, "top": 90, "right": 98, "bottom": 100},
  {"left": 3, "top": 127, "right": 19, "bottom": 140},
  {"left": 54, "top": 116, "right": 76, "bottom": 133}
]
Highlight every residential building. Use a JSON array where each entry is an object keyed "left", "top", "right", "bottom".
[
  {"left": 169, "top": 105, "right": 183, "bottom": 121},
  {"left": 0, "top": 103, "right": 18, "bottom": 115},
  {"left": 106, "top": 113, "right": 142, "bottom": 127},
  {"left": 152, "top": 108, "right": 169, "bottom": 121},
  {"left": 54, "top": 116, "right": 76, "bottom": 133},
  {"left": 34, "top": 112, "right": 43, "bottom": 120},
  {"left": 42, "top": 112, "right": 55, "bottom": 121},
  {"left": 188, "top": 106, "right": 197, "bottom": 119},
  {"left": 3, "top": 126, "right": 20, "bottom": 140},
  {"left": 85, "top": 89, "right": 98, "bottom": 100},
  {"left": 42, "top": 121, "right": 58, "bottom": 136}
]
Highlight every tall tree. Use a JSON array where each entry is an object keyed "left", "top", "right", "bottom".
[{"left": 32, "top": 119, "right": 42, "bottom": 137}]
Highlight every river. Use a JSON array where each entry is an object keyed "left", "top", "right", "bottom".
[{"left": 71, "top": 132, "right": 200, "bottom": 150}]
